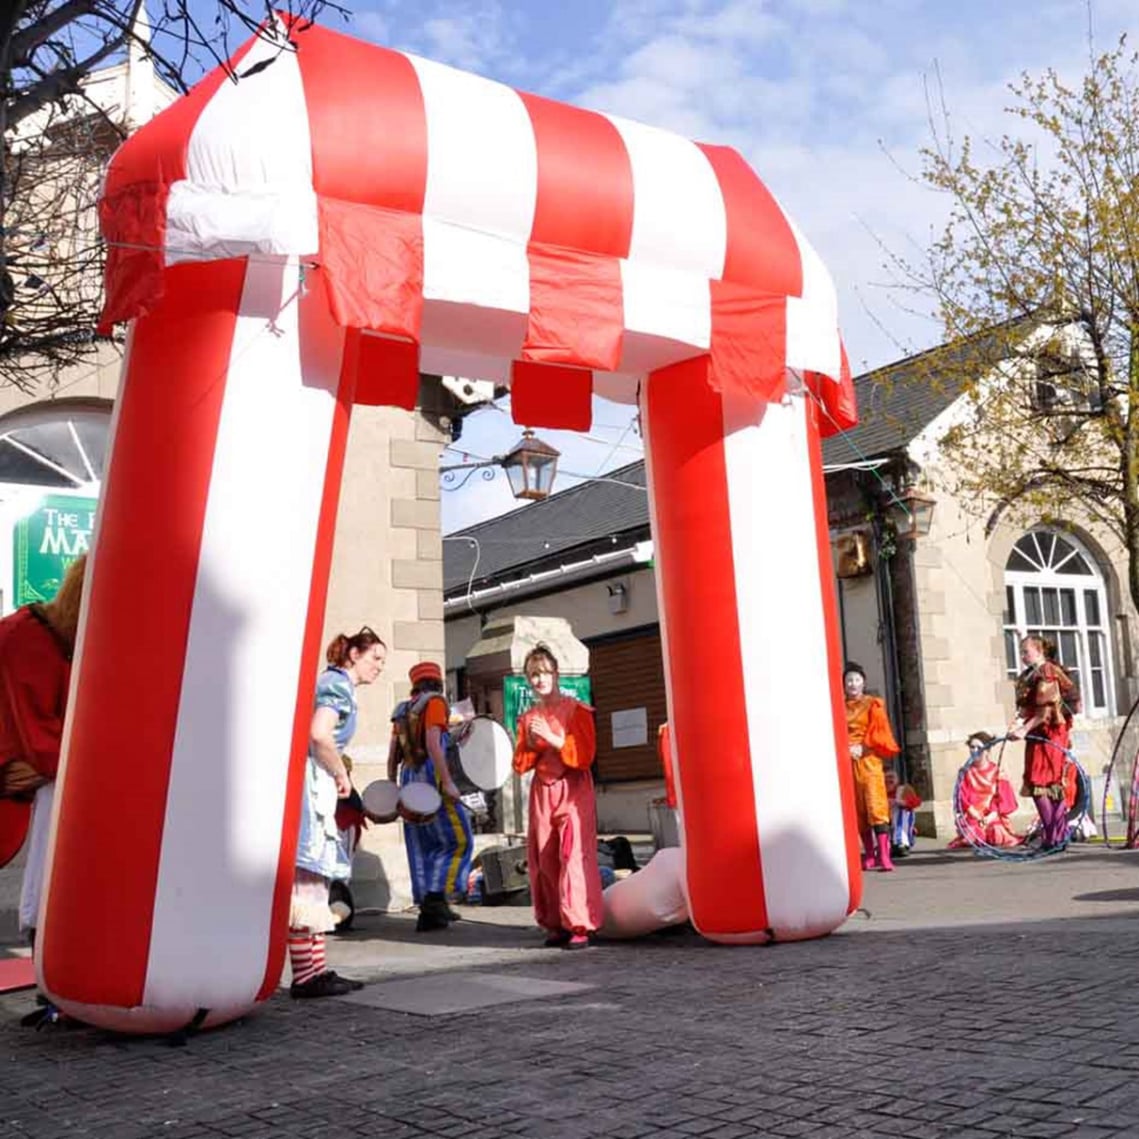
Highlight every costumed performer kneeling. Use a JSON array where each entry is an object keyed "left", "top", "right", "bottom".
[{"left": 949, "top": 730, "right": 1021, "bottom": 849}]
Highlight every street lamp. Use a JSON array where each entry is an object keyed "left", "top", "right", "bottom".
[
  {"left": 500, "top": 430, "right": 560, "bottom": 501},
  {"left": 440, "top": 429, "right": 561, "bottom": 502},
  {"left": 887, "top": 488, "right": 936, "bottom": 539}
]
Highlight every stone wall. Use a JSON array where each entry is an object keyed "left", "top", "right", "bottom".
[
  {"left": 325, "top": 387, "right": 449, "bottom": 911},
  {"left": 909, "top": 468, "right": 1139, "bottom": 837}
]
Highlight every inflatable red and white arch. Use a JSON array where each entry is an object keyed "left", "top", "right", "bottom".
[{"left": 40, "top": 18, "right": 862, "bottom": 1032}]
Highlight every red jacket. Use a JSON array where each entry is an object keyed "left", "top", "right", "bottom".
[
  {"left": 513, "top": 699, "right": 596, "bottom": 776},
  {"left": 0, "top": 607, "right": 72, "bottom": 783}
]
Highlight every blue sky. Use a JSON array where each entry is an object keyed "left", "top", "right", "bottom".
[{"left": 333, "top": 0, "right": 1139, "bottom": 531}]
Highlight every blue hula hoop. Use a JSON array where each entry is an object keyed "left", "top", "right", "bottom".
[{"left": 952, "top": 733, "right": 1090, "bottom": 862}]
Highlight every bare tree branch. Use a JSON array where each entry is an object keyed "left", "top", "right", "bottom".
[
  {"left": 889, "top": 38, "right": 1139, "bottom": 607},
  {"left": 1, "top": 0, "right": 346, "bottom": 394}
]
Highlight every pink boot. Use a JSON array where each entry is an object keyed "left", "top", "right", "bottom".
[
  {"left": 860, "top": 830, "right": 879, "bottom": 870},
  {"left": 876, "top": 832, "right": 895, "bottom": 872}
]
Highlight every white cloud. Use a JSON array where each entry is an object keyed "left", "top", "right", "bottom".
[
  {"left": 352, "top": 0, "right": 525, "bottom": 80},
  {"left": 673, "top": 0, "right": 786, "bottom": 45},
  {"left": 420, "top": 7, "right": 511, "bottom": 74}
]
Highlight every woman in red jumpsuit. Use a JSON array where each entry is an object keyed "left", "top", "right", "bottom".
[{"left": 513, "top": 644, "right": 603, "bottom": 950}]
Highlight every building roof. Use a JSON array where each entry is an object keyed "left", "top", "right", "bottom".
[
  {"left": 820, "top": 318, "right": 1037, "bottom": 466},
  {"left": 820, "top": 347, "right": 968, "bottom": 466},
  {"left": 444, "top": 462, "right": 649, "bottom": 597},
  {"left": 443, "top": 329, "right": 1023, "bottom": 599}
]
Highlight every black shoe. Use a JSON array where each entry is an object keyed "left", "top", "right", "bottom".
[
  {"left": 20, "top": 1005, "right": 57, "bottom": 1028},
  {"left": 290, "top": 971, "right": 355, "bottom": 999},
  {"left": 544, "top": 929, "right": 571, "bottom": 948},
  {"left": 416, "top": 892, "right": 451, "bottom": 932},
  {"left": 323, "top": 970, "right": 364, "bottom": 991},
  {"left": 416, "top": 909, "right": 450, "bottom": 932}
]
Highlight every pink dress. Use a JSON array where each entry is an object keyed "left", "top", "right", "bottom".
[
  {"left": 951, "top": 758, "right": 1021, "bottom": 848},
  {"left": 514, "top": 698, "right": 604, "bottom": 935}
]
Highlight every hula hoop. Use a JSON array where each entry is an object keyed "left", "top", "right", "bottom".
[
  {"left": 951, "top": 733, "right": 1091, "bottom": 861},
  {"left": 1099, "top": 692, "right": 1139, "bottom": 848}
]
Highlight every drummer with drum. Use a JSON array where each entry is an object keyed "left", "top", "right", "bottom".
[{"left": 387, "top": 661, "right": 473, "bottom": 932}]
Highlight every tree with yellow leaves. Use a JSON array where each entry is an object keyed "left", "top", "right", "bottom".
[{"left": 894, "top": 38, "right": 1139, "bottom": 609}]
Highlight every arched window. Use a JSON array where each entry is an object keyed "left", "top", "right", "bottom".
[
  {"left": 0, "top": 399, "right": 111, "bottom": 488},
  {"left": 1002, "top": 529, "right": 1114, "bottom": 716}
]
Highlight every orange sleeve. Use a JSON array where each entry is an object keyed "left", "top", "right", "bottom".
[
  {"left": 513, "top": 710, "right": 538, "bottom": 774},
  {"left": 863, "top": 698, "right": 900, "bottom": 759},
  {"left": 560, "top": 703, "right": 597, "bottom": 769},
  {"left": 422, "top": 695, "right": 448, "bottom": 732},
  {"left": 658, "top": 723, "right": 677, "bottom": 808}
]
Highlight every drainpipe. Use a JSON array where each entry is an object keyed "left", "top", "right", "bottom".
[
  {"left": 871, "top": 511, "right": 908, "bottom": 787},
  {"left": 836, "top": 576, "right": 849, "bottom": 663}
]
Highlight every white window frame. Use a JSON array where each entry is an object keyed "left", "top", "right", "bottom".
[{"left": 1002, "top": 529, "right": 1115, "bottom": 718}]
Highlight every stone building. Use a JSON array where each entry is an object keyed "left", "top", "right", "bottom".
[{"left": 444, "top": 340, "right": 1138, "bottom": 839}]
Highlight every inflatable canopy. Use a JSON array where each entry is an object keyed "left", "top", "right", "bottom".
[{"left": 40, "top": 18, "right": 863, "bottom": 1033}]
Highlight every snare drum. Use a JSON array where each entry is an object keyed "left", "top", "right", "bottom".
[
  {"left": 361, "top": 779, "right": 400, "bottom": 824},
  {"left": 398, "top": 782, "right": 442, "bottom": 825},
  {"left": 455, "top": 716, "right": 514, "bottom": 791}
]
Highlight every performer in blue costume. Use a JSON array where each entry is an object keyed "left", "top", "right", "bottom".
[
  {"left": 388, "top": 661, "right": 472, "bottom": 932},
  {"left": 289, "top": 627, "right": 386, "bottom": 998}
]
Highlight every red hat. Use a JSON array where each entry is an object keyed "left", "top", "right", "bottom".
[{"left": 409, "top": 660, "right": 442, "bottom": 686}]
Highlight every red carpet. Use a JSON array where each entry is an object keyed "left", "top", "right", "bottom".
[{"left": 0, "top": 957, "right": 35, "bottom": 993}]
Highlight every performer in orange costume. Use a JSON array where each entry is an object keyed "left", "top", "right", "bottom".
[
  {"left": 513, "top": 644, "right": 603, "bottom": 949},
  {"left": 844, "top": 662, "right": 901, "bottom": 872}
]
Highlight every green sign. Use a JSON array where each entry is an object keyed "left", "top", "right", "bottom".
[
  {"left": 503, "top": 673, "right": 593, "bottom": 740},
  {"left": 13, "top": 494, "right": 98, "bottom": 606}
]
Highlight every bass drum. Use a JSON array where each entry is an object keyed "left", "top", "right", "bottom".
[{"left": 456, "top": 717, "right": 514, "bottom": 792}]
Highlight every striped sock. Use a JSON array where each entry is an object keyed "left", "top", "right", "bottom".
[
  {"left": 310, "top": 933, "right": 327, "bottom": 977},
  {"left": 288, "top": 929, "right": 318, "bottom": 986}
]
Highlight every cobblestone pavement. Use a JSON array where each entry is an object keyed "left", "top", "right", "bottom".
[{"left": 3, "top": 843, "right": 1139, "bottom": 1139}]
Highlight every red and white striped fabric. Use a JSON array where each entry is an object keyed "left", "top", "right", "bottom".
[
  {"left": 643, "top": 362, "right": 860, "bottom": 942},
  {"left": 40, "top": 19, "right": 862, "bottom": 1032},
  {"left": 98, "top": 19, "right": 855, "bottom": 433},
  {"left": 40, "top": 258, "right": 356, "bottom": 1031}
]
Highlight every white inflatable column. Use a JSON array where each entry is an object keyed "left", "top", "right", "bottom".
[
  {"left": 39, "top": 258, "right": 355, "bottom": 1033},
  {"left": 641, "top": 359, "right": 861, "bottom": 943}
]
